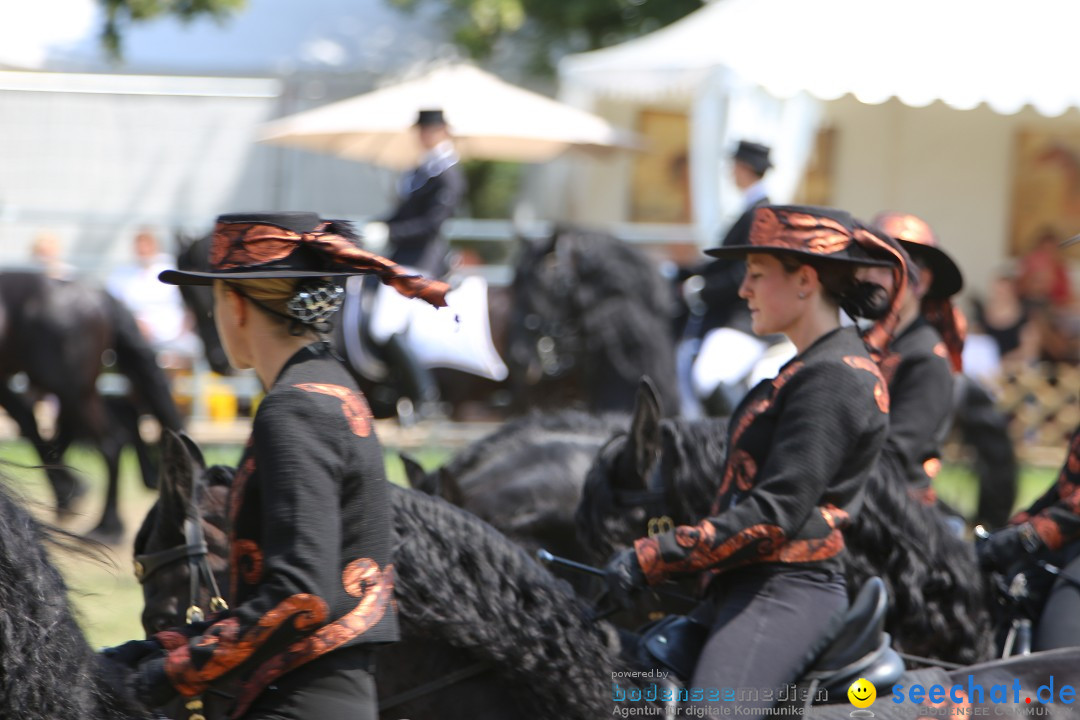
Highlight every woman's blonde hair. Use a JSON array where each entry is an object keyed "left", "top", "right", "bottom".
[{"left": 224, "top": 278, "right": 313, "bottom": 335}]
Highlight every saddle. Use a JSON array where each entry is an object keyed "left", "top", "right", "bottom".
[{"left": 637, "top": 576, "right": 904, "bottom": 697}]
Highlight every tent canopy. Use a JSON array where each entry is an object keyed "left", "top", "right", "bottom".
[
  {"left": 560, "top": 0, "right": 1080, "bottom": 116},
  {"left": 260, "top": 64, "right": 639, "bottom": 170}
]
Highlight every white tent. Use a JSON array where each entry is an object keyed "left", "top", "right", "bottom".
[{"left": 557, "top": 0, "right": 1080, "bottom": 293}]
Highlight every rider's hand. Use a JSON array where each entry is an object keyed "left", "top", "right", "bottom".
[
  {"left": 977, "top": 522, "right": 1045, "bottom": 575},
  {"left": 100, "top": 638, "right": 162, "bottom": 669},
  {"left": 127, "top": 656, "right": 179, "bottom": 710},
  {"left": 603, "top": 548, "right": 648, "bottom": 611}
]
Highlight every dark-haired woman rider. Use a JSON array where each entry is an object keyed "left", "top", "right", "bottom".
[{"left": 604, "top": 205, "right": 908, "bottom": 718}]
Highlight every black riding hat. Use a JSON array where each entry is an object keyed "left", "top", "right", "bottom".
[
  {"left": 159, "top": 211, "right": 448, "bottom": 307},
  {"left": 871, "top": 212, "right": 963, "bottom": 299},
  {"left": 705, "top": 205, "right": 898, "bottom": 269},
  {"left": 732, "top": 140, "right": 773, "bottom": 176}
]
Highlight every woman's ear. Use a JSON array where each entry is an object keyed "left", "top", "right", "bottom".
[{"left": 798, "top": 264, "right": 818, "bottom": 292}]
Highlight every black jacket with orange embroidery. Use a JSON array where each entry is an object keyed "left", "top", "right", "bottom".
[
  {"left": 1011, "top": 426, "right": 1080, "bottom": 551},
  {"left": 157, "top": 342, "right": 398, "bottom": 715},
  {"left": 877, "top": 317, "right": 955, "bottom": 497},
  {"left": 634, "top": 327, "right": 890, "bottom": 584}
]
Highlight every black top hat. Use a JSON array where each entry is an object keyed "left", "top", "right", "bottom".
[
  {"left": 871, "top": 212, "right": 963, "bottom": 299},
  {"left": 415, "top": 109, "right": 447, "bottom": 127},
  {"left": 732, "top": 140, "right": 773, "bottom": 176},
  {"left": 705, "top": 205, "right": 897, "bottom": 269},
  {"left": 158, "top": 211, "right": 449, "bottom": 307}
]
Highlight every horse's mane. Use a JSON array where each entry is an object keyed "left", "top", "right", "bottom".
[
  {"left": 845, "top": 470, "right": 994, "bottom": 663},
  {"left": 0, "top": 484, "right": 147, "bottom": 719},
  {"left": 389, "top": 485, "right": 625, "bottom": 718}
]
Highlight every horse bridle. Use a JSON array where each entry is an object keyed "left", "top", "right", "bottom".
[
  {"left": 605, "top": 438, "right": 674, "bottom": 538},
  {"left": 134, "top": 509, "right": 228, "bottom": 624}
]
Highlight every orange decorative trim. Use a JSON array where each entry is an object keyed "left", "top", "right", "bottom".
[
  {"left": 1030, "top": 515, "right": 1065, "bottom": 552},
  {"left": 718, "top": 449, "right": 758, "bottom": 498},
  {"left": 232, "top": 539, "right": 264, "bottom": 586},
  {"left": 232, "top": 560, "right": 395, "bottom": 717},
  {"left": 875, "top": 212, "right": 937, "bottom": 247},
  {"left": 842, "top": 356, "right": 890, "bottom": 413},
  {"left": 293, "top": 383, "right": 373, "bottom": 437},
  {"left": 749, "top": 208, "right": 851, "bottom": 255},
  {"left": 165, "top": 594, "right": 329, "bottom": 697}
]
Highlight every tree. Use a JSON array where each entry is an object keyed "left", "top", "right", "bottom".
[
  {"left": 387, "top": 0, "right": 703, "bottom": 74},
  {"left": 98, "top": 0, "right": 248, "bottom": 60}
]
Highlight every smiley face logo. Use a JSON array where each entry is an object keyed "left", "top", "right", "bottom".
[{"left": 847, "top": 678, "right": 876, "bottom": 708}]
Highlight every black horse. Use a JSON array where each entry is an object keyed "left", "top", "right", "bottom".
[
  {"left": 135, "top": 435, "right": 1080, "bottom": 719},
  {"left": 176, "top": 224, "right": 679, "bottom": 420},
  {"left": 577, "top": 379, "right": 995, "bottom": 666},
  {"left": 0, "top": 271, "right": 183, "bottom": 542},
  {"left": 400, "top": 409, "right": 627, "bottom": 570},
  {"left": 505, "top": 226, "right": 679, "bottom": 416},
  {"left": 135, "top": 431, "right": 630, "bottom": 720},
  {"left": 0, "top": 480, "right": 150, "bottom": 719}
]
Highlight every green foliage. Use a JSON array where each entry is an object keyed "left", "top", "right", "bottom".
[
  {"left": 389, "top": 0, "right": 703, "bottom": 72},
  {"left": 462, "top": 160, "right": 525, "bottom": 219},
  {"left": 98, "top": 0, "right": 248, "bottom": 60}
]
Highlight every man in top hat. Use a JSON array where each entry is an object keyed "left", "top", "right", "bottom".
[
  {"left": 364, "top": 109, "right": 467, "bottom": 278},
  {"left": 702, "top": 141, "right": 774, "bottom": 305},
  {"left": 681, "top": 140, "right": 778, "bottom": 416}
]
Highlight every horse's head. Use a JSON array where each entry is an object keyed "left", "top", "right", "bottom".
[
  {"left": 133, "top": 429, "right": 230, "bottom": 636},
  {"left": 576, "top": 378, "right": 727, "bottom": 563},
  {"left": 174, "top": 232, "right": 231, "bottom": 375},
  {"left": 506, "top": 228, "right": 585, "bottom": 398}
]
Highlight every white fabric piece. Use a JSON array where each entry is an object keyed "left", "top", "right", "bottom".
[
  {"left": 368, "top": 274, "right": 508, "bottom": 381},
  {"left": 691, "top": 327, "right": 769, "bottom": 397},
  {"left": 746, "top": 339, "right": 798, "bottom": 387}
]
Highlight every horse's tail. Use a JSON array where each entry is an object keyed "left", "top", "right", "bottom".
[{"left": 104, "top": 292, "right": 183, "bottom": 432}]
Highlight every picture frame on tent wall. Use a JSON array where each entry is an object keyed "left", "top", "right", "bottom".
[
  {"left": 1009, "top": 129, "right": 1080, "bottom": 256},
  {"left": 630, "top": 110, "right": 691, "bottom": 224}
]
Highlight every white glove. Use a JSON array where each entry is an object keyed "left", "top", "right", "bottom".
[{"left": 362, "top": 222, "right": 390, "bottom": 252}]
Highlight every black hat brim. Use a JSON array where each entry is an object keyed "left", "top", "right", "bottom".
[
  {"left": 159, "top": 268, "right": 371, "bottom": 286},
  {"left": 897, "top": 240, "right": 963, "bottom": 298},
  {"left": 704, "top": 245, "right": 897, "bottom": 268}
]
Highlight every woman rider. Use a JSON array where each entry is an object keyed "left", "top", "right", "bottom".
[
  {"left": 603, "top": 205, "right": 908, "bottom": 717},
  {"left": 108, "top": 212, "right": 448, "bottom": 719},
  {"left": 867, "top": 211, "right": 966, "bottom": 509}
]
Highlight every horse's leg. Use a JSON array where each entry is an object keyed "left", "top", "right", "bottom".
[
  {"left": 76, "top": 394, "right": 128, "bottom": 544},
  {"left": 0, "top": 385, "right": 85, "bottom": 515},
  {"left": 953, "top": 375, "right": 1018, "bottom": 527},
  {"left": 86, "top": 424, "right": 125, "bottom": 545}
]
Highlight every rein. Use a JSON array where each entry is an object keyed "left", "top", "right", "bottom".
[{"left": 134, "top": 503, "right": 229, "bottom": 720}]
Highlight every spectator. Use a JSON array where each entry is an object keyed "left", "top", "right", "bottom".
[
  {"left": 972, "top": 268, "right": 1038, "bottom": 365},
  {"left": 107, "top": 228, "right": 195, "bottom": 358},
  {"left": 28, "top": 231, "right": 75, "bottom": 280},
  {"left": 1018, "top": 227, "right": 1073, "bottom": 310}
]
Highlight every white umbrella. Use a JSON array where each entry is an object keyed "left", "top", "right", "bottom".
[{"left": 258, "top": 64, "right": 639, "bottom": 169}]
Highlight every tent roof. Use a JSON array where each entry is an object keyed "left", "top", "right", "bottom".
[{"left": 560, "top": 0, "right": 1080, "bottom": 116}]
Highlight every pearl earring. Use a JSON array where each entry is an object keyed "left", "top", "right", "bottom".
[{"left": 798, "top": 291, "right": 807, "bottom": 299}]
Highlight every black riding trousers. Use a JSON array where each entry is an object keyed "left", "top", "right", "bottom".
[{"left": 688, "top": 566, "right": 848, "bottom": 719}]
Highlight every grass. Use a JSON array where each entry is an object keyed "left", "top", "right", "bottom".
[{"left": 0, "top": 438, "right": 1059, "bottom": 649}]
